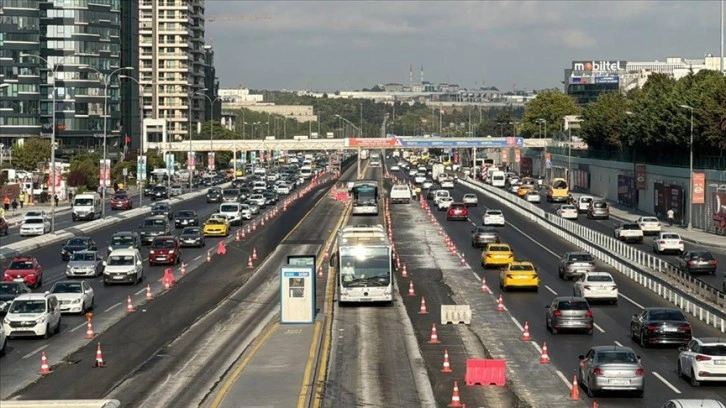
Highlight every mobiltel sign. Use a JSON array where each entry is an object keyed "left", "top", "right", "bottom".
[{"left": 572, "top": 61, "right": 627, "bottom": 72}]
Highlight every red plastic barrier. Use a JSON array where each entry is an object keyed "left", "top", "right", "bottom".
[{"left": 465, "top": 359, "right": 506, "bottom": 386}]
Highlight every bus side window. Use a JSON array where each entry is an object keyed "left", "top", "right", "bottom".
[{"left": 329, "top": 251, "right": 336, "bottom": 267}]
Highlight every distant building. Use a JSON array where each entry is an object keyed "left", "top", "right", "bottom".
[
  {"left": 382, "top": 83, "right": 404, "bottom": 92},
  {"left": 219, "top": 88, "right": 264, "bottom": 106},
  {"left": 220, "top": 111, "right": 237, "bottom": 132}
]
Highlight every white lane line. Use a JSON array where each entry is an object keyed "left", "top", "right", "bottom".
[
  {"left": 509, "top": 316, "right": 523, "bottom": 331},
  {"left": 619, "top": 293, "right": 645, "bottom": 309},
  {"left": 531, "top": 341, "right": 543, "bottom": 353},
  {"left": 505, "top": 222, "right": 560, "bottom": 258},
  {"left": 544, "top": 285, "right": 558, "bottom": 295},
  {"left": 556, "top": 370, "right": 574, "bottom": 389},
  {"left": 193, "top": 255, "right": 201, "bottom": 261},
  {"left": 103, "top": 302, "right": 122, "bottom": 313},
  {"left": 22, "top": 344, "right": 48, "bottom": 359},
  {"left": 593, "top": 323, "right": 605, "bottom": 333},
  {"left": 652, "top": 371, "right": 682, "bottom": 394},
  {"left": 134, "top": 287, "right": 145, "bottom": 295},
  {"left": 70, "top": 321, "right": 88, "bottom": 332},
  {"left": 614, "top": 341, "right": 623, "bottom": 346}
]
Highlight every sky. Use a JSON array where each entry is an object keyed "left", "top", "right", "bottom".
[{"left": 205, "top": 0, "right": 724, "bottom": 92}]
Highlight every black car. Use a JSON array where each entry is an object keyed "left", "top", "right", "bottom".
[
  {"left": 231, "top": 178, "right": 246, "bottom": 189},
  {"left": 0, "top": 282, "right": 32, "bottom": 315},
  {"left": 151, "top": 185, "right": 169, "bottom": 200},
  {"left": 179, "top": 227, "right": 205, "bottom": 248},
  {"left": 222, "top": 188, "right": 241, "bottom": 202},
  {"left": 174, "top": 210, "right": 199, "bottom": 228},
  {"left": 139, "top": 216, "right": 173, "bottom": 245},
  {"left": 108, "top": 231, "right": 141, "bottom": 253},
  {"left": 630, "top": 307, "right": 692, "bottom": 348},
  {"left": 61, "top": 236, "right": 97, "bottom": 261},
  {"left": 238, "top": 187, "right": 251, "bottom": 201},
  {"left": 262, "top": 191, "right": 278, "bottom": 205},
  {"left": 151, "top": 202, "right": 173, "bottom": 220},
  {"left": 206, "top": 187, "right": 223, "bottom": 203},
  {"left": 143, "top": 184, "right": 156, "bottom": 197}
]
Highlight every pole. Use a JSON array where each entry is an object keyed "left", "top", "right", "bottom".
[
  {"left": 688, "top": 109, "right": 694, "bottom": 231},
  {"left": 102, "top": 80, "right": 108, "bottom": 219},
  {"left": 51, "top": 69, "right": 57, "bottom": 233},
  {"left": 138, "top": 83, "right": 144, "bottom": 208},
  {"left": 359, "top": 102, "right": 363, "bottom": 137},
  {"left": 721, "top": 0, "right": 724, "bottom": 74},
  {"left": 188, "top": 94, "right": 193, "bottom": 191},
  {"left": 357, "top": 147, "right": 361, "bottom": 179}
]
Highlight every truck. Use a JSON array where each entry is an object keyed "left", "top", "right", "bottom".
[
  {"left": 389, "top": 184, "right": 412, "bottom": 204},
  {"left": 432, "top": 163, "right": 445, "bottom": 182}
]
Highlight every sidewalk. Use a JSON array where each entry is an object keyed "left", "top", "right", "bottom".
[
  {"left": 1, "top": 203, "right": 72, "bottom": 221},
  {"left": 569, "top": 192, "right": 726, "bottom": 249}
]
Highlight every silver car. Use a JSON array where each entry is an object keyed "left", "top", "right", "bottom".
[
  {"left": 65, "top": 250, "right": 104, "bottom": 277},
  {"left": 578, "top": 346, "right": 644, "bottom": 398},
  {"left": 558, "top": 251, "right": 596, "bottom": 280},
  {"left": 545, "top": 296, "right": 594, "bottom": 335},
  {"left": 170, "top": 184, "right": 184, "bottom": 196}
]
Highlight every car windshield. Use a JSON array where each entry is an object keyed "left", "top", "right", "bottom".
[
  {"left": 587, "top": 275, "right": 613, "bottom": 282},
  {"left": 26, "top": 211, "right": 43, "bottom": 217},
  {"left": 562, "top": 205, "right": 576, "bottom": 210},
  {"left": 569, "top": 254, "right": 594, "bottom": 262},
  {"left": 641, "top": 217, "right": 658, "bottom": 223},
  {"left": 181, "top": 227, "right": 200, "bottom": 235},
  {"left": 649, "top": 310, "right": 686, "bottom": 321},
  {"left": 177, "top": 211, "right": 195, "bottom": 217},
  {"left": 220, "top": 205, "right": 239, "bottom": 212},
  {"left": 108, "top": 256, "right": 135, "bottom": 266},
  {"left": 8, "top": 261, "right": 34, "bottom": 270},
  {"left": 112, "top": 235, "right": 135, "bottom": 245},
  {"left": 487, "top": 211, "right": 502, "bottom": 215},
  {"left": 153, "top": 186, "right": 166, "bottom": 191},
  {"left": 24, "top": 218, "right": 43, "bottom": 224},
  {"left": 144, "top": 219, "right": 166, "bottom": 227},
  {"left": 171, "top": 185, "right": 182, "bottom": 189},
  {"left": 662, "top": 233, "right": 680, "bottom": 240},
  {"left": 558, "top": 301, "right": 589, "bottom": 310},
  {"left": 553, "top": 180, "right": 567, "bottom": 189},
  {"left": 67, "top": 238, "right": 88, "bottom": 246},
  {"left": 476, "top": 227, "right": 495, "bottom": 234},
  {"left": 207, "top": 219, "right": 224, "bottom": 225},
  {"left": 9, "top": 300, "right": 46, "bottom": 314},
  {"left": 52, "top": 282, "right": 83, "bottom": 294},
  {"left": 597, "top": 351, "right": 638, "bottom": 364},
  {"left": 510, "top": 264, "right": 534, "bottom": 271},
  {"left": 152, "top": 240, "right": 175, "bottom": 249},
  {"left": 75, "top": 198, "right": 94, "bottom": 206},
  {"left": 0, "top": 283, "right": 22, "bottom": 295},
  {"left": 488, "top": 245, "right": 511, "bottom": 252},
  {"left": 594, "top": 202, "right": 607, "bottom": 208},
  {"left": 223, "top": 189, "right": 239, "bottom": 196},
  {"left": 622, "top": 224, "right": 640, "bottom": 230},
  {"left": 701, "top": 345, "right": 726, "bottom": 356},
  {"left": 580, "top": 197, "right": 593, "bottom": 203},
  {"left": 114, "top": 195, "right": 128, "bottom": 200},
  {"left": 71, "top": 252, "right": 96, "bottom": 262}
]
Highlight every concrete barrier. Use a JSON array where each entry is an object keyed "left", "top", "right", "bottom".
[{"left": 440, "top": 304, "right": 472, "bottom": 325}]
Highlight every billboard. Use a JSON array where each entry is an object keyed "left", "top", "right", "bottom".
[
  {"left": 692, "top": 172, "right": 705, "bottom": 204},
  {"left": 635, "top": 164, "right": 647, "bottom": 190},
  {"left": 99, "top": 159, "right": 111, "bottom": 187},
  {"left": 136, "top": 155, "right": 147, "bottom": 181},
  {"left": 654, "top": 183, "right": 684, "bottom": 223},
  {"left": 617, "top": 175, "right": 636, "bottom": 207},
  {"left": 572, "top": 61, "right": 627, "bottom": 72},
  {"left": 207, "top": 152, "right": 215, "bottom": 170},
  {"left": 519, "top": 157, "right": 533, "bottom": 177},
  {"left": 514, "top": 149, "right": 521, "bottom": 163},
  {"left": 595, "top": 76, "right": 620, "bottom": 84},
  {"left": 712, "top": 190, "right": 726, "bottom": 229}
]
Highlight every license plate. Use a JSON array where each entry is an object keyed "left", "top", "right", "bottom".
[
  {"left": 113, "top": 275, "right": 124, "bottom": 280},
  {"left": 517, "top": 275, "right": 529, "bottom": 279},
  {"left": 156, "top": 257, "right": 167, "bottom": 261},
  {"left": 13, "top": 278, "right": 25, "bottom": 282},
  {"left": 714, "top": 360, "right": 726, "bottom": 365},
  {"left": 664, "top": 327, "right": 679, "bottom": 332},
  {"left": 609, "top": 379, "right": 630, "bottom": 385}
]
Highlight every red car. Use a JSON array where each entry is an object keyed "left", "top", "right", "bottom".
[
  {"left": 447, "top": 203, "right": 469, "bottom": 221},
  {"left": 3, "top": 257, "right": 43, "bottom": 288},
  {"left": 111, "top": 193, "right": 132, "bottom": 210},
  {"left": 149, "top": 236, "right": 181, "bottom": 266}
]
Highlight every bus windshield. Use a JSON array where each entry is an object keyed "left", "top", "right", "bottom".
[
  {"left": 352, "top": 185, "right": 377, "bottom": 205},
  {"left": 339, "top": 247, "right": 390, "bottom": 287}
]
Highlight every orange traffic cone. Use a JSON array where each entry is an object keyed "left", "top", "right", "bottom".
[
  {"left": 94, "top": 343, "right": 105, "bottom": 368},
  {"left": 206, "top": 250, "right": 211, "bottom": 263},
  {"left": 497, "top": 294, "right": 505, "bottom": 312},
  {"left": 441, "top": 349, "right": 453, "bottom": 373},
  {"left": 261, "top": 217, "right": 265, "bottom": 226},
  {"left": 252, "top": 222, "right": 257, "bottom": 231},
  {"left": 460, "top": 255, "right": 466, "bottom": 266},
  {"left": 163, "top": 268, "right": 175, "bottom": 289},
  {"left": 540, "top": 342, "right": 551, "bottom": 364},
  {"left": 146, "top": 284, "right": 153, "bottom": 300},
  {"left": 317, "top": 266, "right": 324, "bottom": 278},
  {"left": 126, "top": 295, "right": 135, "bottom": 313},
  {"left": 480, "top": 278, "right": 488, "bottom": 293},
  {"left": 407, "top": 280, "right": 416, "bottom": 296},
  {"left": 39, "top": 351, "right": 52, "bottom": 374},
  {"left": 428, "top": 323, "right": 441, "bottom": 344},
  {"left": 217, "top": 240, "right": 226, "bottom": 255},
  {"left": 252, "top": 248, "right": 258, "bottom": 260},
  {"left": 592, "top": 402, "right": 599, "bottom": 408},
  {"left": 324, "top": 249, "right": 329, "bottom": 260},
  {"left": 247, "top": 256, "right": 254, "bottom": 269},
  {"left": 418, "top": 296, "right": 428, "bottom": 314},
  {"left": 180, "top": 262, "right": 186, "bottom": 276},
  {"left": 521, "top": 321, "right": 531, "bottom": 341},
  {"left": 241, "top": 228, "right": 247, "bottom": 239},
  {"left": 85, "top": 319, "right": 95, "bottom": 339},
  {"left": 401, "top": 264, "right": 409, "bottom": 278},
  {"left": 448, "top": 381, "right": 462, "bottom": 407},
  {"left": 235, "top": 229, "right": 241, "bottom": 242},
  {"left": 569, "top": 375, "right": 580, "bottom": 400}
]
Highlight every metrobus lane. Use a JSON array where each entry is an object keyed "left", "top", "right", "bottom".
[
  {"left": 432, "top": 182, "right": 726, "bottom": 407},
  {"left": 323, "top": 166, "right": 436, "bottom": 408}
]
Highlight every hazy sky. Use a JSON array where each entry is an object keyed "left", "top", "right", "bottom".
[{"left": 205, "top": 1, "right": 724, "bottom": 92}]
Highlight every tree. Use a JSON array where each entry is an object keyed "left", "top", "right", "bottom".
[
  {"left": 70, "top": 152, "right": 100, "bottom": 190},
  {"left": 10, "top": 139, "right": 52, "bottom": 171},
  {"left": 520, "top": 91, "right": 580, "bottom": 138},
  {"left": 580, "top": 92, "right": 630, "bottom": 150}
]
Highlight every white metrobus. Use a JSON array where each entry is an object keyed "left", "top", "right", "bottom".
[
  {"left": 350, "top": 180, "right": 379, "bottom": 215},
  {"left": 332, "top": 224, "right": 393, "bottom": 304}
]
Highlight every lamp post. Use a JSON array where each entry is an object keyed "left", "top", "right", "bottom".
[
  {"left": 21, "top": 53, "right": 83, "bottom": 233},
  {"left": 197, "top": 93, "right": 222, "bottom": 153},
  {"left": 185, "top": 88, "right": 208, "bottom": 189},
  {"left": 536, "top": 118, "right": 548, "bottom": 180},
  {"left": 680, "top": 104, "right": 694, "bottom": 231}
]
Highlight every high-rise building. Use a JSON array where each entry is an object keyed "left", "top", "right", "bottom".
[
  {"left": 139, "top": 0, "right": 207, "bottom": 143},
  {"left": 203, "top": 44, "right": 221, "bottom": 123},
  {"left": 120, "top": 0, "right": 140, "bottom": 152}
]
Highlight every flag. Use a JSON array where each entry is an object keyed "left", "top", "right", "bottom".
[{"left": 125, "top": 135, "right": 131, "bottom": 143}]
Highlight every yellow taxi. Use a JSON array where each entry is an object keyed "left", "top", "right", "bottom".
[
  {"left": 203, "top": 216, "right": 229, "bottom": 237},
  {"left": 499, "top": 261, "right": 539, "bottom": 292},
  {"left": 481, "top": 243, "right": 514, "bottom": 269},
  {"left": 517, "top": 177, "right": 536, "bottom": 198}
]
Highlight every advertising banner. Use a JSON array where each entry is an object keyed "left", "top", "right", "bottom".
[
  {"left": 346, "top": 137, "right": 401, "bottom": 148},
  {"left": 207, "top": 152, "right": 215, "bottom": 170},
  {"left": 51, "top": 163, "right": 63, "bottom": 188},
  {"left": 692, "top": 172, "right": 705, "bottom": 204},
  {"left": 595, "top": 76, "right": 620, "bottom": 84},
  {"left": 654, "top": 183, "right": 684, "bottom": 222},
  {"left": 99, "top": 159, "right": 111, "bottom": 187},
  {"left": 545, "top": 152, "right": 552, "bottom": 169},
  {"left": 635, "top": 164, "right": 647, "bottom": 190},
  {"left": 572, "top": 60, "right": 627, "bottom": 72},
  {"left": 514, "top": 149, "right": 521, "bottom": 163},
  {"left": 187, "top": 151, "right": 196, "bottom": 171},
  {"left": 712, "top": 189, "right": 726, "bottom": 229},
  {"left": 617, "top": 175, "right": 636, "bottom": 207},
  {"left": 520, "top": 157, "right": 533, "bottom": 177},
  {"left": 136, "top": 155, "right": 147, "bottom": 181},
  {"left": 501, "top": 149, "right": 508, "bottom": 163},
  {"left": 165, "top": 153, "right": 175, "bottom": 174}
]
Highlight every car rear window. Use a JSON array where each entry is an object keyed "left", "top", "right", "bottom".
[
  {"left": 649, "top": 310, "right": 686, "bottom": 321},
  {"left": 662, "top": 233, "right": 680, "bottom": 239},
  {"left": 688, "top": 252, "right": 713, "bottom": 260},
  {"left": 593, "top": 202, "right": 607, "bottom": 208},
  {"left": 487, "top": 210, "right": 502, "bottom": 215},
  {"left": 587, "top": 275, "right": 613, "bottom": 282},
  {"left": 450, "top": 204, "right": 465, "bottom": 209},
  {"left": 701, "top": 345, "right": 726, "bottom": 356},
  {"left": 597, "top": 351, "right": 638, "bottom": 364},
  {"left": 510, "top": 264, "right": 534, "bottom": 271},
  {"left": 568, "top": 254, "right": 593, "bottom": 262},
  {"left": 558, "top": 301, "right": 589, "bottom": 310},
  {"left": 622, "top": 224, "right": 640, "bottom": 230},
  {"left": 489, "top": 245, "right": 510, "bottom": 252}
]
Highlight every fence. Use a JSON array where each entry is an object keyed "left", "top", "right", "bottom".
[{"left": 546, "top": 146, "right": 726, "bottom": 170}]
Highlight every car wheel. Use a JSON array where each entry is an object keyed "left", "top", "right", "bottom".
[
  {"left": 639, "top": 330, "right": 647, "bottom": 348},
  {"left": 90, "top": 297, "right": 95, "bottom": 310},
  {"left": 690, "top": 369, "right": 701, "bottom": 387},
  {"left": 0, "top": 337, "right": 6, "bottom": 356},
  {"left": 136, "top": 272, "right": 141, "bottom": 284},
  {"left": 43, "top": 324, "right": 51, "bottom": 339},
  {"left": 586, "top": 380, "right": 597, "bottom": 398},
  {"left": 677, "top": 360, "right": 684, "bottom": 378}
]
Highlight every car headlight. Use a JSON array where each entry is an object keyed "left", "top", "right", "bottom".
[
  {"left": 72, "top": 299, "right": 81, "bottom": 304},
  {"left": 3, "top": 318, "right": 10, "bottom": 325},
  {"left": 35, "top": 317, "right": 46, "bottom": 324},
  {"left": 168, "top": 250, "right": 175, "bottom": 254},
  {"left": 108, "top": 246, "right": 113, "bottom": 253}
]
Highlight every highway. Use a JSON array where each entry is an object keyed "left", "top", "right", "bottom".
[
  {"left": 392, "top": 167, "right": 726, "bottom": 407},
  {"left": 536, "top": 194, "right": 726, "bottom": 292},
  {"left": 0, "top": 178, "right": 323, "bottom": 400}
]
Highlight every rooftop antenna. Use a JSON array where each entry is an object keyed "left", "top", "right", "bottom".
[
  {"left": 409, "top": 65, "right": 413, "bottom": 90},
  {"left": 420, "top": 65, "right": 424, "bottom": 84}
]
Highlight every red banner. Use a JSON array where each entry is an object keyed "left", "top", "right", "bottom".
[
  {"left": 99, "top": 159, "right": 110, "bottom": 187},
  {"left": 635, "top": 164, "right": 647, "bottom": 190},
  {"left": 692, "top": 172, "right": 705, "bottom": 204},
  {"left": 713, "top": 190, "right": 726, "bottom": 229},
  {"left": 514, "top": 149, "right": 521, "bottom": 163},
  {"left": 501, "top": 149, "right": 508, "bottom": 163},
  {"left": 346, "top": 137, "right": 401, "bottom": 148},
  {"left": 207, "top": 152, "right": 215, "bottom": 170}
]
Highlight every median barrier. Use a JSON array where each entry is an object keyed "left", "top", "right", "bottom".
[{"left": 461, "top": 178, "right": 726, "bottom": 332}]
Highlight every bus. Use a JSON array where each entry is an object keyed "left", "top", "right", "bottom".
[
  {"left": 332, "top": 224, "right": 393, "bottom": 303},
  {"left": 351, "top": 180, "right": 379, "bottom": 215},
  {"left": 369, "top": 152, "right": 381, "bottom": 167},
  {"left": 546, "top": 177, "right": 569, "bottom": 203}
]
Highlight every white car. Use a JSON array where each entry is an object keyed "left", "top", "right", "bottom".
[
  {"left": 390, "top": 165, "right": 400, "bottom": 171},
  {"left": 2, "top": 293, "right": 62, "bottom": 338},
  {"left": 653, "top": 232, "right": 685, "bottom": 254},
  {"left": 422, "top": 180, "right": 434, "bottom": 189},
  {"left": 49, "top": 280, "right": 94, "bottom": 314},
  {"left": 414, "top": 174, "right": 426, "bottom": 184},
  {"left": 440, "top": 179, "right": 455, "bottom": 189},
  {"left": 462, "top": 194, "right": 478, "bottom": 207},
  {"left": 557, "top": 204, "right": 579, "bottom": 220},
  {"left": 660, "top": 400, "right": 726, "bottom": 408},
  {"left": 509, "top": 183, "right": 521, "bottom": 194},
  {"left": 19, "top": 216, "right": 51, "bottom": 236},
  {"left": 573, "top": 272, "right": 618, "bottom": 304},
  {"left": 677, "top": 337, "right": 726, "bottom": 386},
  {"left": 482, "top": 210, "right": 505, "bottom": 226},
  {"left": 239, "top": 204, "right": 254, "bottom": 220},
  {"left": 249, "top": 194, "right": 266, "bottom": 207},
  {"left": 218, "top": 203, "right": 243, "bottom": 226},
  {"left": 23, "top": 210, "right": 48, "bottom": 222},
  {"left": 408, "top": 169, "right": 418, "bottom": 176},
  {"left": 637, "top": 216, "right": 662, "bottom": 235},
  {"left": 433, "top": 190, "right": 450, "bottom": 205},
  {"left": 275, "top": 183, "right": 290, "bottom": 195},
  {"left": 525, "top": 191, "right": 541, "bottom": 203},
  {"left": 0, "top": 324, "right": 6, "bottom": 356},
  {"left": 436, "top": 197, "right": 454, "bottom": 211},
  {"left": 576, "top": 196, "right": 594, "bottom": 213}
]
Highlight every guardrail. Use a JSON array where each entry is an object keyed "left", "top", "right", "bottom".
[{"left": 460, "top": 178, "right": 726, "bottom": 333}]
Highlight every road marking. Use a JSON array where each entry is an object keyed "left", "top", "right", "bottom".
[
  {"left": 531, "top": 341, "right": 543, "bottom": 353},
  {"left": 22, "top": 344, "right": 48, "bottom": 359},
  {"left": 297, "top": 321, "right": 323, "bottom": 407},
  {"left": 544, "top": 285, "right": 558, "bottom": 295},
  {"left": 504, "top": 222, "right": 560, "bottom": 258},
  {"left": 194, "top": 255, "right": 201, "bottom": 261},
  {"left": 619, "top": 293, "right": 645, "bottom": 309},
  {"left": 103, "top": 302, "right": 122, "bottom": 313},
  {"left": 135, "top": 287, "right": 146, "bottom": 295},
  {"left": 652, "top": 371, "right": 681, "bottom": 394},
  {"left": 509, "top": 316, "right": 523, "bottom": 331},
  {"left": 70, "top": 321, "right": 88, "bottom": 332},
  {"left": 556, "top": 370, "right": 574, "bottom": 389},
  {"left": 614, "top": 341, "right": 623, "bottom": 346},
  {"left": 593, "top": 323, "right": 605, "bottom": 333}
]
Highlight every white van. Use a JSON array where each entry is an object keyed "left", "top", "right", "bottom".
[
  {"left": 3, "top": 293, "right": 62, "bottom": 338},
  {"left": 433, "top": 190, "right": 450, "bottom": 205},
  {"left": 300, "top": 166, "right": 313, "bottom": 180},
  {"left": 490, "top": 171, "right": 506, "bottom": 187},
  {"left": 72, "top": 193, "right": 102, "bottom": 221}
]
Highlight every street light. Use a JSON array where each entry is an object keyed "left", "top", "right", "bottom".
[
  {"left": 186, "top": 88, "right": 208, "bottom": 190},
  {"left": 197, "top": 92, "right": 222, "bottom": 153},
  {"left": 536, "top": 118, "right": 548, "bottom": 181},
  {"left": 119, "top": 75, "right": 153, "bottom": 207},
  {"left": 680, "top": 104, "right": 694, "bottom": 231},
  {"left": 83, "top": 66, "right": 135, "bottom": 220},
  {"left": 21, "top": 53, "right": 83, "bottom": 233}
]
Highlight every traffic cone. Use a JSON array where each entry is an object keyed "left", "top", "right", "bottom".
[
  {"left": 317, "top": 266, "right": 324, "bottom": 278},
  {"left": 401, "top": 264, "right": 408, "bottom": 278},
  {"left": 480, "top": 278, "right": 488, "bottom": 293},
  {"left": 39, "top": 351, "right": 52, "bottom": 374},
  {"left": 460, "top": 255, "right": 466, "bottom": 266},
  {"left": 235, "top": 229, "right": 241, "bottom": 242},
  {"left": 163, "top": 268, "right": 175, "bottom": 289},
  {"left": 85, "top": 319, "right": 95, "bottom": 339},
  {"left": 126, "top": 295, "right": 135, "bottom": 313},
  {"left": 247, "top": 256, "right": 254, "bottom": 269},
  {"left": 261, "top": 217, "right": 265, "bottom": 226},
  {"left": 428, "top": 323, "right": 441, "bottom": 344},
  {"left": 521, "top": 321, "right": 531, "bottom": 341},
  {"left": 146, "top": 284, "right": 153, "bottom": 300},
  {"left": 497, "top": 294, "right": 505, "bottom": 311},
  {"left": 592, "top": 402, "right": 598, "bottom": 408},
  {"left": 569, "top": 375, "right": 580, "bottom": 400},
  {"left": 252, "top": 247, "right": 258, "bottom": 260},
  {"left": 540, "top": 342, "right": 551, "bottom": 364},
  {"left": 418, "top": 296, "right": 428, "bottom": 314},
  {"left": 241, "top": 228, "right": 246, "bottom": 239},
  {"left": 252, "top": 222, "right": 257, "bottom": 231},
  {"left": 324, "top": 249, "right": 329, "bottom": 260},
  {"left": 206, "top": 250, "right": 211, "bottom": 263},
  {"left": 94, "top": 343, "right": 105, "bottom": 368},
  {"left": 448, "top": 381, "right": 462, "bottom": 407},
  {"left": 217, "top": 240, "right": 226, "bottom": 255},
  {"left": 407, "top": 280, "right": 416, "bottom": 296},
  {"left": 180, "top": 262, "right": 186, "bottom": 275},
  {"left": 441, "top": 349, "right": 453, "bottom": 373}
]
